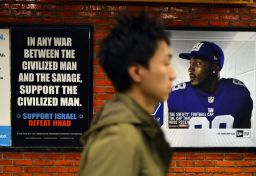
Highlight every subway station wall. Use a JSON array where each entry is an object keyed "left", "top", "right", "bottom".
[{"left": 0, "top": 1, "right": 256, "bottom": 175}]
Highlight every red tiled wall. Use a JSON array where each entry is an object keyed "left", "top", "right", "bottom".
[{"left": 0, "top": 1, "right": 256, "bottom": 175}]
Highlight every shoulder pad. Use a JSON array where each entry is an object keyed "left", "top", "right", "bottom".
[{"left": 230, "top": 78, "right": 246, "bottom": 87}]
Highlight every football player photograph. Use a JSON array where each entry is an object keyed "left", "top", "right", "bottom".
[
  {"left": 168, "top": 41, "right": 253, "bottom": 129},
  {"left": 79, "top": 12, "right": 176, "bottom": 176}
]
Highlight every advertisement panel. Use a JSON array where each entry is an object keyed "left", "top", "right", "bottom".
[
  {"left": 10, "top": 26, "right": 92, "bottom": 147},
  {"left": 155, "top": 29, "right": 256, "bottom": 147},
  {"left": 0, "top": 29, "right": 11, "bottom": 146}
]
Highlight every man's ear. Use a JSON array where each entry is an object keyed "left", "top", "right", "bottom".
[
  {"left": 127, "top": 65, "right": 144, "bottom": 83},
  {"left": 212, "top": 64, "right": 220, "bottom": 74}
]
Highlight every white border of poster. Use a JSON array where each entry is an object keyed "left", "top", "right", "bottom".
[
  {"left": 162, "top": 29, "right": 256, "bottom": 147},
  {"left": 0, "top": 29, "right": 11, "bottom": 146}
]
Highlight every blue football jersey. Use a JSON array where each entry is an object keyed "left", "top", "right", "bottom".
[{"left": 167, "top": 78, "right": 253, "bottom": 129}]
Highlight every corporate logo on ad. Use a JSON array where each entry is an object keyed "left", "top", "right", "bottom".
[{"left": 236, "top": 130, "right": 250, "bottom": 138}]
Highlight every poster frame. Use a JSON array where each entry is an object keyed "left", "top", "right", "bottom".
[
  {"left": 0, "top": 24, "right": 93, "bottom": 149},
  {"left": 96, "top": 0, "right": 254, "bottom": 4},
  {"left": 163, "top": 26, "right": 256, "bottom": 148}
]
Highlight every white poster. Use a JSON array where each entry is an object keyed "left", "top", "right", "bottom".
[
  {"left": 0, "top": 29, "right": 11, "bottom": 146},
  {"left": 157, "top": 30, "right": 256, "bottom": 147}
]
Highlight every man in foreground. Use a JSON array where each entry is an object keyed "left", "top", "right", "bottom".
[{"left": 79, "top": 12, "right": 176, "bottom": 176}]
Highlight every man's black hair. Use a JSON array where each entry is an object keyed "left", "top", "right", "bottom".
[{"left": 99, "top": 12, "right": 170, "bottom": 92}]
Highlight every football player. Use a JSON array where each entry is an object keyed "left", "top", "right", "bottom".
[{"left": 168, "top": 41, "right": 253, "bottom": 129}]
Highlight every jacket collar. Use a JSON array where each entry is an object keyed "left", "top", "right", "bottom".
[{"left": 81, "top": 93, "right": 160, "bottom": 143}]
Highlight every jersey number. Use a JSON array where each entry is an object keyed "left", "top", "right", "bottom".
[{"left": 189, "top": 115, "right": 234, "bottom": 129}]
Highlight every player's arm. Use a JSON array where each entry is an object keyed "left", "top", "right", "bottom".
[
  {"left": 237, "top": 95, "right": 253, "bottom": 128},
  {"left": 230, "top": 79, "right": 253, "bottom": 128}
]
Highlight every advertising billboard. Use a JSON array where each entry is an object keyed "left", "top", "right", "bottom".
[
  {"left": 155, "top": 29, "right": 256, "bottom": 147},
  {"left": 0, "top": 26, "right": 93, "bottom": 147}
]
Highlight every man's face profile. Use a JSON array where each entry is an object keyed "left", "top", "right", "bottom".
[
  {"left": 188, "top": 57, "right": 211, "bottom": 87},
  {"left": 136, "top": 40, "right": 176, "bottom": 102}
]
